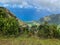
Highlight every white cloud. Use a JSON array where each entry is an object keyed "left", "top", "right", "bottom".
[
  {"left": 3, "top": 4, "right": 9, "bottom": 7},
  {"left": 18, "top": 5, "right": 23, "bottom": 8},
  {"left": 1, "top": 1, "right": 33, "bottom": 8},
  {"left": 0, "top": 0, "right": 60, "bottom": 13}
]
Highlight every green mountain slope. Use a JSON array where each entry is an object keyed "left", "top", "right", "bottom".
[
  {"left": 0, "top": 7, "right": 25, "bottom": 26},
  {"left": 0, "top": 7, "right": 17, "bottom": 18}
]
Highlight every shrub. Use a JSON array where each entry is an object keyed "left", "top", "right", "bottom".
[
  {"left": 37, "top": 23, "right": 58, "bottom": 38},
  {"left": 0, "top": 17, "right": 19, "bottom": 37}
]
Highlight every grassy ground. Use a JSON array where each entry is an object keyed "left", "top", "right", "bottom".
[{"left": 0, "top": 36, "right": 60, "bottom": 45}]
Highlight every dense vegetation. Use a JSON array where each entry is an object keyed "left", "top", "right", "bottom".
[
  {"left": 0, "top": 17, "right": 19, "bottom": 36},
  {"left": 18, "top": 22, "right": 60, "bottom": 39},
  {"left": 0, "top": 7, "right": 19, "bottom": 37},
  {"left": 0, "top": 7, "right": 60, "bottom": 39}
]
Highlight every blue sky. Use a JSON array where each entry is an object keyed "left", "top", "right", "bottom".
[{"left": 0, "top": 0, "right": 60, "bottom": 21}]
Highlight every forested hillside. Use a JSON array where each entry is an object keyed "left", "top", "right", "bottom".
[{"left": 0, "top": 7, "right": 20, "bottom": 36}]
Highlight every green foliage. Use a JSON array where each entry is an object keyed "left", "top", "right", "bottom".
[
  {"left": 0, "top": 7, "right": 60, "bottom": 38},
  {"left": 0, "top": 17, "right": 19, "bottom": 36},
  {"left": 0, "top": 9, "right": 7, "bottom": 18},
  {"left": 37, "top": 22, "right": 59, "bottom": 38}
]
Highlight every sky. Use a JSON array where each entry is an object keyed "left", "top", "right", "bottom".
[{"left": 0, "top": 0, "right": 60, "bottom": 21}]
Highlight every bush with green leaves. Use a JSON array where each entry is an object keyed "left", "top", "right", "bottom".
[
  {"left": 0, "top": 17, "right": 19, "bottom": 36},
  {"left": 37, "top": 23, "right": 58, "bottom": 38}
]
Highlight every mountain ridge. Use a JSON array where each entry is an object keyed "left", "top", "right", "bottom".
[
  {"left": 0, "top": 7, "right": 25, "bottom": 26},
  {"left": 39, "top": 14, "right": 60, "bottom": 24}
]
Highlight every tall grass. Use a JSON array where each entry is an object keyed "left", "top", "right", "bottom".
[{"left": 0, "top": 36, "right": 60, "bottom": 45}]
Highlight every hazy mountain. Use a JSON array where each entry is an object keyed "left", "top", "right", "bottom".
[{"left": 39, "top": 14, "right": 60, "bottom": 24}]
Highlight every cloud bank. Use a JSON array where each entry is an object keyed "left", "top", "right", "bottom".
[{"left": 0, "top": 0, "right": 60, "bottom": 13}]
